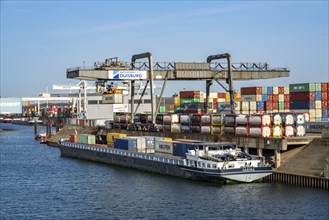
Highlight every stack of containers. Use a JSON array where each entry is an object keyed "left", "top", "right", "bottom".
[
  {"left": 248, "top": 114, "right": 272, "bottom": 138},
  {"left": 240, "top": 87, "right": 262, "bottom": 114},
  {"left": 289, "top": 82, "right": 329, "bottom": 122},
  {"left": 321, "top": 83, "right": 329, "bottom": 121},
  {"left": 106, "top": 133, "right": 127, "bottom": 146},
  {"left": 180, "top": 114, "right": 191, "bottom": 134},
  {"left": 163, "top": 114, "right": 180, "bottom": 133},
  {"left": 180, "top": 91, "right": 204, "bottom": 114},
  {"left": 201, "top": 114, "right": 211, "bottom": 134},
  {"left": 295, "top": 113, "right": 306, "bottom": 137},
  {"left": 223, "top": 114, "right": 236, "bottom": 135},
  {"left": 210, "top": 114, "right": 223, "bottom": 135},
  {"left": 272, "top": 113, "right": 283, "bottom": 138},
  {"left": 235, "top": 114, "right": 249, "bottom": 136},
  {"left": 155, "top": 115, "right": 164, "bottom": 131},
  {"left": 190, "top": 114, "right": 202, "bottom": 133}
]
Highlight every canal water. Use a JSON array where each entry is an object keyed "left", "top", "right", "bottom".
[{"left": 1, "top": 124, "right": 328, "bottom": 220}]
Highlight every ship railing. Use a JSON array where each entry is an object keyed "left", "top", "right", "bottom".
[{"left": 65, "top": 141, "right": 185, "bottom": 166}]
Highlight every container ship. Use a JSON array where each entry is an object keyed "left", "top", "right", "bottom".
[{"left": 58, "top": 134, "right": 272, "bottom": 183}]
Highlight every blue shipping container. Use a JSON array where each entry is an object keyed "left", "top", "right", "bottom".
[
  {"left": 114, "top": 138, "right": 136, "bottom": 151},
  {"left": 322, "top": 110, "right": 328, "bottom": 117},
  {"left": 290, "top": 101, "right": 311, "bottom": 109},
  {"left": 267, "top": 87, "right": 273, "bottom": 94},
  {"left": 173, "top": 141, "right": 198, "bottom": 157},
  {"left": 256, "top": 101, "right": 265, "bottom": 110},
  {"left": 262, "top": 95, "right": 268, "bottom": 101},
  {"left": 315, "top": 91, "right": 322, "bottom": 100}
]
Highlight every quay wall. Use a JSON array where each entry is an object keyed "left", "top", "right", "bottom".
[{"left": 264, "top": 171, "right": 329, "bottom": 191}]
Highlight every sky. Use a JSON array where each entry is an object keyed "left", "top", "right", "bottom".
[{"left": 1, "top": 0, "right": 328, "bottom": 97}]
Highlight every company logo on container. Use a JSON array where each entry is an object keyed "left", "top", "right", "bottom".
[{"left": 113, "top": 70, "right": 120, "bottom": 79}]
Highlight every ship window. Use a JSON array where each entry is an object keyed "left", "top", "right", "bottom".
[
  {"left": 212, "top": 164, "right": 217, "bottom": 169},
  {"left": 202, "top": 163, "right": 206, "bottom": 168},
  {"left": 207, "top": 164, "right": 211, "bottom": 168},
  {"left": 88, "top": 100, "right": 98, "bottom": 105},
  {"left": 198, "top": 162, "right": 201, "bottom": 167}
]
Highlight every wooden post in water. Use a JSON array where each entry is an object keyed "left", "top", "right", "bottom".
[{"left": 34, "top": 121, "right": 37, "bottom": 137}]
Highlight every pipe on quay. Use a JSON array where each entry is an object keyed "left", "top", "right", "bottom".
[{"left": 264, "top": 171, "right": 329, "bottom": 191}]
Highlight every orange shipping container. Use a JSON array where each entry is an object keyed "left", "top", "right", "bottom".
[{"left": 70, "top": 134, "right": 78, "bottom": 143}]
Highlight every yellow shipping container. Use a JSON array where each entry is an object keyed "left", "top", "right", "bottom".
[
  {"left": 225, "top": 92, "right": 241, "bottom": 102},
  {"left": 174, "top": 97, "right": 180, "bottom": 105},
  {"left": 106, "top": 133, "right": 127, "bottom": 144},
  {"left": 163, "top": 137, "right": 172, "bottom": 141}
]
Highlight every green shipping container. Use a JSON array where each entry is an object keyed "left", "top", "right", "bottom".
[
  {"left": 159, "top": 106, "right": 166, "bottom": 113},
  {"left": 309, "top": 82, "right": 321, "bottom": 92},
  {"left": 78, "top": 134, "right": 96, "bottom": 144},
  {"left": 174, "top": 106, "right": 184, "bottom": 112},
  {"left": 261, "top": 86, "right": 267, "bottom": 94},
  {"left": 180, "top": 98, "right": 200, "bottom": 104},
  {"left": 289, "top": 83, "right": 310, "bottom": 93},
  {"left": 278, "top": 102, "right": 285, "bottom": 110}
]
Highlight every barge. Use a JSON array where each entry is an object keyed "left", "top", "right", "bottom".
[{"left": 58, "top": 139, "right": 272, "bottom": 183}]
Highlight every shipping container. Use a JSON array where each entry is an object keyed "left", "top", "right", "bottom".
[
  {"left": 172, "top": 141, "right": 198, "bottom": 157},
  {"left": 282, "top": 114, "right": 295, "bottom": 126},
  {"left": 241, "top": 95, "right": 257, "bottom": 102},
  {"left": 273, "top": 86, "right": 279, "bottom": 94},
  {"left": 201, "top": 126, "right": 211, "bottom": 134},
  {"left": 262, "top": 86, "right": 267, "bottom": 94},
  {"left": 190, "top": 125, "right": 201, "bottom": 133},
  {"left": 256, "top": 102, "right": 265, "bottom": 111},
  {"left": 267, "top": 87, "right": 273, "bottom": 94},
  {"left": 78, "top": 134, "right": 96, "bottom": 145},
  {"left": 201, "top": 114, "right": 211, "bottom": 125},
  {"left": 284, "top": 125, "right": 296, "bottom": 137},
  {"left": 106, "top": 133, "right": 127, "bottom": 144},
  {"left": 170, "top": 123, "right": 181, "bottom": 133},
  {"left": 241, "top": 87, "right": 261, "bottom": 95},
  {"left": 236, "top": 114, "right": 248, "bottom": 125},
  {"left": 180, "top": 91, "right": 201, "bottom": 98},
  {"left": 180, "top": 125, "right": 191, "bottom": 134},
  {"left": 223, "top": 126, "right": 235, "bottom": 135},
  {"left": 296, "top": 125, "right": 306, "bottom": 137},
  {"left": 224, "top": 114, "right": 236, "bottom": 126},
  {"left": 289, "top": 83, "right": 310, "bottom": 93},
  {"left": 70, "top": 134, "right": 78, "bottom": 143},
  {"left": 180, "top": 114, "right": 190, "bottom": 125},
  {"left": 273, "top": 114, "right": 283, "bottom": 126},
  {"left": 235, "top": 126, "right": 248, "bottom": 137},
  {"left": 241, "top": 101, "right": 249, "bottom": 111},
  {"left": 180, "top": 98, "right": 201, "bottom": 104},
  {"left": 272, "top": 126, "right": 283, "bottom": 138},
  {"left": 211, "top": 125, "right": 222, "bottom": 135},
  {"left": 155, "top": 140, "right": 174, "bottom": 155},
  {"left": 211, "top": 114, "right": 223, "bottom": 125},
  {"left": 249, "top": 126, "right": 271, "bottom": 138},
  {"left": 290, "top": 100, "right": 312, "bottom": 109}
]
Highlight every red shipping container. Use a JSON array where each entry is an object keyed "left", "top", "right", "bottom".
[
  {"left": 272, "top": 94, "right": 279, "bottom": 103},
  {"left": 265, "top": 101, "right": 273, "bottom": 110},
  {"left": 290, "top": 91, "right": 311, "bottom": 101},
  {"left": 267, "top": 94, "right": 273, "bottom": 101},
  {"left": 180, "top": 91, "right": 200, "bottom": 98},
  {"left": 321, "top": 83, "right": 328, "bottom": 92},
  {"left": 241, "top": 87, "right": 262, "bottom": 95},
  {"left": 278, "top": 86, "right": 285, "bottom": 94},
  {"left": 322, "top": 101, "right": 328, "bottom": 109},
  {"left": 284, "top": 94, "right": 290, "bottom": 101},
  {"left": 272, "top": 102, "right": 279, "bottom": 110},
  {"left": 217, "top": 93, "right": 226, "bottom": 98},
  {"left": 309, "top": 92, "right": 316, "bottom": 101},
  {"left": 284, "top": 101, "right": 290, "bottom": 109},
  {"left": 322, "top": 92, "right": 328, "bottom": 101}
]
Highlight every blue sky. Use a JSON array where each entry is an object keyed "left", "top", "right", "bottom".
[{"left": 1, "top": 1, "right": 328, "bottom": 97}]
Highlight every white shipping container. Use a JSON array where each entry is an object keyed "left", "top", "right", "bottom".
[
  {"left": 283, "top": 114, "right": 295, "bottom": 126},
  {"left": 209, "top": 93, "right": 218, "bottom": 99},
  {"left": 236, "top": 114, "right": 248, "bottom": 125},
  {"left": 102, "top": 94, "right": 123, "bottom": 104},
  {"left": 235, "top": 126, "right": 248, "bottom": 136},
  {"left": 155, "top": 140, "right": 173, "bottom": 154},
  {"left": 201, "top": 126, "right": 211, "bottom": 134},
  {"left": 279, "top": 94, "right": 285, "bottom": 102},
  {"left": 235, "top": 102, "right": 241, "bottom": 111},
  {"left": 315, "top": 109, "right": 322, "bottom": 118},
  {"left": 309, "top": 109, "right": 316, "bottom": 118},
  {"left": 296, "top": 114, "right": 305, "bottom": 125},
  {"left": 315, "top": 100, "right": 322, "bottom": 109},
  {"left": 284, "top": 86, "right": 290, "bottom": 94},
  {"left": 284, "top": 125, "right": 295, "bottom": 137},
  {"left": 171, "top": 123, "right": 181, "bottom": 133},
  {"left": 249, "top": 101, "right": 257, "bottom": 111},
  {"left": 296, "top": 125, "right": 306, "bottom": 137},
  {"left": 273, "top": 114, "right": 282, "bottom": 125},
  {"left": 241, "top": 95, "right": 256, "bottom": 102},
  {"left": 217, "top": 98, "right": 226, "bottom": 102},
  {"left": 241, "top": 101, "right": 249, "bottom": 111},
  {"left": 273, "top": 86, "right": 279, "bottom": 94},
  {"left": 125, "top": 137, "right": 146, "bottom": 150},
  {"left": 256, "top": 95, "right": 262, "bottom": 102}
]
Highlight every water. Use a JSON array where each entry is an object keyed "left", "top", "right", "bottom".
[{"left": 1, "top": 124, "right": 328, "bottom": 220}]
